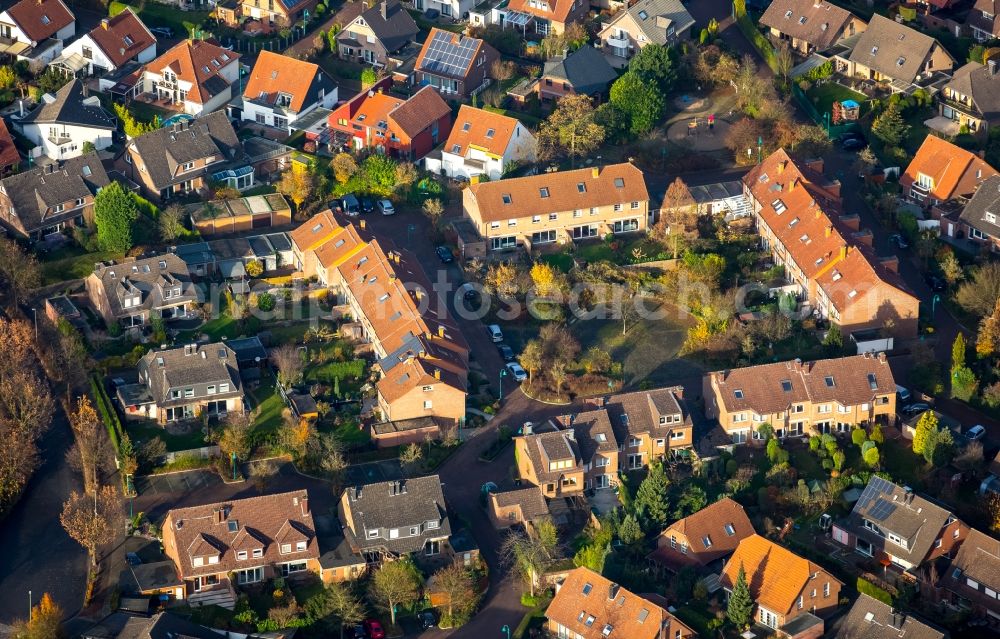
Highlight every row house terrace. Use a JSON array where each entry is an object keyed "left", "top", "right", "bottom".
[
  {"left": 704, "top": 352, "right": 896, "bottom": 444},
  {"left": 744, "top": 149, "right": 919, "bottom": 338}
]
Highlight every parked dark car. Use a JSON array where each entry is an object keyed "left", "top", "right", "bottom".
[
  {"left": 888, "top": 233, "right": 909, "bottom": 249},
  {"left": 498, "top": 344, "right": 515, "bottom": 361},
  {"left": 341, "top": 194, "right": 361, "bottom": 216},
  {"left": 839, "top": 133, "right": 867, "bottom": 151},
  {"left": 346, "top": 625, "right": 365, "bottom": 639},
  {"left": 418, "top": 610, "right": 437, "bottom": 630},
  {"left": 436, "top": 246, "right": 454, "bottom": 263},
  {"left": 925, "top": 274, "right": 946, "bottom": 292},
  {"left": 360, "top": 197, "right": 375, "bottom": 214},
  {"left": 424, "top": 8, "right": 440, "bottom": 19},
  {"left": 902, "top": 402, "right": 931, "bottom": 416},
  {"left": 363, "top": 619, "right": 385, "bottom": 639}
]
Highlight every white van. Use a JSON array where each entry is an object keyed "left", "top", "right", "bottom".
[
  {"left": 896, "top": 385, "right": 911, "bottom": 404},
  {"left": 487, "top": 324, "right": 503, "bottom": 342}
]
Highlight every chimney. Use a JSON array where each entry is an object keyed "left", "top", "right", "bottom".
[
  {"left": 790, "top": 177, "right": 798, "bottom": 191},
  {"left": 437, "top": 325, "right": 445, "bottom": 337},
  {"left": 380, "top": 0, "right": 387, "bottom": 19},
  {"left": 777, "top": 161, "right": 785, "bottom": 175},
  {"left": 522, "top": 422, "right": 533, "bottom": 435},
  {"left": 880, "top": 255, "right": 899, "bottom": 274},
  {"left": 608, "top": 583, "right": 620, "bottom": 600},
  {"left": 101, "top": 17, "right": 110, "bottom": 29},
  {"left": 434, "top": 368, "right": 441, "bottom": 379},
  {"left": 591, "top": 166, "right": 600, "bottom": 178},
  {"left": 991, "top": 59, "right": 998, "bottom": 76},
  {"left": 839, "top": 245, "right": 847, "bottom": 260},
  {"left": 415, "top": 288, "right": 424, "bottom": 300},
  {"left": 300, "top": 495, "right": 309, "bottom": 516},
  {"left": 825, "top": 225, "right": 832, "bottom": 237},
  {"left": 201, "top": 350, "right": 206, "bottom": 359},
  {"left": 360, "top": 219, "right": 366, "bottom": 229},
  {"left": 213, "top": 508, "right": 225, "bottom": 524}
]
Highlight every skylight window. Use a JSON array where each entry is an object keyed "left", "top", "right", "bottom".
[
  {"left": 897, "top": 56, "right": 906, "bottom": 67},
  {"left": 213, "top": 59, "right": 221, "bottom": 67},
  {"left": 759, "top": 173, "right": 769, "bottom": 183},
  {"left": 311, "top": 223, "right": 323, "bottom": 232},
  {"left": 486, "top": 128, "right": 495, "bottom": 138},
  {"left": 502, "top": 193, "right": 512, "bottom": 204},
  {"left": 800, "top": 234, "right": 810, "bottom": 243},
  {"left": 734, "top": 389, "right": 744, "bottom": 399},
  {"left": 848, "top": 289, "right": 858, "bottom": 298},
  {"left": 871, "top": 45, "right": 878, "bottom": 55},
  {"left": 583, "top": 582, "right": 593, "bottom": 595},
  {"left": 724, "top": 523, "right": 736, "bottom": 536},
  {"left": 781, "top": 380, "right": 792, "bottom": 392},
  {"left": 82, "top": 165, "right": 92, "bottom": 176},
  {"left": 614, "top": 178, "right": 625, "bottom": 188},
  {"left": 539, "top": 187, "right": 550, "bottom": 198},
  {"left": 378, "top": 293, "right": 390, "bottom": 302},
  {"left": 798, "top": 16, "right": 806, "bottom": 24},
  {"left": 577, "top": 182, "right": 586, "bottom": 193},
  {"left": 335, "top": 238, "right": 345, "bottom": 247},
  {"left": 462, "top": 122, "right": 471, "bottom": 132},
  {"left": 789, "top": 217, "right": 799, "bottom": 227},
  {"left": 41, "top": 14, "right": 50, "bottom": 24},
  {"left": 227, "top": 520, "right": 238, "bottom": 532},
  {"left": 867, "top": 373, "right": 878, "bottom": 391},
  {"left": 824, "top": 375, "right": 835, "bottom": 387},
  {"left": 784, "top": 9, "right": 792, "bottom": 17},
  {"left": 203, "top": 66, "right": 210, "bottom": 73},
  {"left": 638, "top": 9, "right": 648, "bottom": 19},
  {"left": 123, "top": 35, "right": 134, "bottom": 46},
  {"left": 772, "top": 199, "right": 786, "bottom": 213}
]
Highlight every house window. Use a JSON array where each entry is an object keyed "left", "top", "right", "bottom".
[
  {"left": 296, "top": 541, "right": 307, "bottom": 551},
  {"left": 207, "top": 385, "right": 216, "bottom": 395},
  {"left": 427, "top": 520, "right": 439, "bottom": 529},
  {"left": 280, "top": 543, "right": 292, "bottom": 553},
  {"left": 823, "top": 582, "right": 830, "bottom": 597},
  {"left": 208, "top": 555, "right": 219, "bottom": 565},
  {"left": 252, "top": 548, "right": 263, "bottom": 558},
  {"left": 237, "top": 550, "right": 248, "bottom": 560},
  {"left": 366, "top": 529, "right": 379, "bottom": 539},
  {"left": 549, "top": 213, "right": 558, "bottom": 220},
  {"left": 281, "top": 561, "right": 308, "bottom": 576},
  {"left": 220, "top": 383, "right": 230, "bottom": 392},
  {"left": 184, "top": 388, "right": 194, "bottom": 398},
  {"left": 424, "top": 400, "right": 432, "bottom": 409},
  {"left": 82, "top": 46, "right": 92, "bottom": 59},
  {"left": 193, "top": 556, "right": 204, "bottom": 567}
]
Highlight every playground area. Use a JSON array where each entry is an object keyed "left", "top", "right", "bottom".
[{"left": 665, "top": 114, "right": 731, "bottom": 151}]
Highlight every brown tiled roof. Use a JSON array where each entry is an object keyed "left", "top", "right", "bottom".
[
  {"left": 468, "top": 163, "right": 648, "bottom": 223},
  {"left": 941, "top": 528, "right": 1000, "bottom": 602},
  {"left": 89, "top": 9, "right": 156, "bottom": 68},
  {"left": 650, "top": 498, "right": 755, "bottom": 569},
  {"left": 604, "top": 386, "right": 690, "bottom": 445},
  {"left": 848, "top": 15, "right": 951, "bottom": 84},
  {"left": 505, "top": 0, "right": 576, "bottom": 24},
  {"left": 760, "top": 0, "right": 859, "bottom": 51},
  {"left": 243, "top": 50, "right": 325, "bottom": 113},
  {"left": 720, "top": 534, "right": 841, "bottom": 616},
  {"left": 145, "top": 40, "right": 240, "bottom": 105},
  {"left": 163, "top": 490, "right": 319, "bottom": 579},
  {"left": 546, "top": 567, "right": 696, "bottom": 639},
  {"left": 289, "top": 209, "right": 339, "bottom": 252},
  {"left": 490, "top": 487, "right": 550, "bottom": 521},
  {"left": 517, "top": 430, "right": 581, "bottom": 483},
  {"left": 0, "top": 119, "right": 20, "bottom": 170},
  {"left": 970, "top": 0, "right": 1000, "bottom": 38},
  {"left": 388, "top": 85, "right": 450, "bottom": 139},
  {"left": 7, "top": 0, "right": 74, "bottom": 42},
  {"left": 901, "top": 135, "right": 998, "bottom": 202},
  {"left": 709, "top": 353, "right": 895, "bottom": 417},
  {"left": 444, "top": 105, "right": 522, "bottom": 158}
]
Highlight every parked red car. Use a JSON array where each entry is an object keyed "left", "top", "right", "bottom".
[{"left": 363, "top": 619, "right": 385, "bottom": 639}]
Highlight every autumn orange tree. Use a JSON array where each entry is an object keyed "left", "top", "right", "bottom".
[
  {"left": 67, "top": 396, "right": 106, "bottom": 495},
  {"left": 11, "top": 593, "right": 64, "bottom": 639},
  {"left": 656, "top": 177, "right": 697, "bottom": 259},
  {"left": 60, "top": 485, "right": 126, "bottom": 567}
]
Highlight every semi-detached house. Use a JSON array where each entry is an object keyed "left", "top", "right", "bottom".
[
  {"left": 86, "top": 252, "right": 197, "bottom": 329},
  {"left": 939, "top": 527, "right": 1000, "bottom": 624},
  {"left": 745, "top": 149, "right": 919, "bottom": 338},
  {"left": 462, "top": 162, "right": 649, "bottom": 254},
  {"left": 237, "top": 50, "right": 338, "bottom": 134},
  {"left": 704, "top": 352, "right": 897, "bottom": 444},
  {"left": 424, "top": 105, "right": 537, "bottom": 181}
]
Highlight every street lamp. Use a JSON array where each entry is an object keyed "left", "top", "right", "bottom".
[
  {"left": 31, "top": 308, "right": 37, "bottom": 341},
  {"left": 501, "top": 625, "right": 511, "bottom": 639},
  {"left": 932, "top": 294, "right": 941, "bottom": 317},
  {"left": 28, "top": 591, "right": 31, "bottom": 622},
  {"left": 499, "top": 368, "right": 508, "bottom": 401}
]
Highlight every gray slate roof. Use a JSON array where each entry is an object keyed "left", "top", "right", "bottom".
[
  {"left": 20, "top": 80, "right": 117, "bottom": 129},
  {"left": 943, "top": 61, "right": 1000, "bottom": 124},
  {"left": 116, "top": 613, "right": 224, "bottom": 639},
  {"left": 136, "top": 341, "right": 242, "bottom": 406},
  {"left": 617, "top": 0, "right": 694, "bottom": 47},
  {"left": 543, "top": 45, "right": 617, "bottom": 95},
  {"left": 342, "top": 475, "right": 451, "bottom": 555},
  {"left": 848, "top": 14, "right": 947, "bottom": 84},
  {"left": 849, "top": 476, "right": 954, "bottom": 566},
  {"left": 833, "top": 594, "right": 945, "bottom": 639},
  {"left": 91, "top": 253, "right": 196, "bottom": 320},
  {"left": 0, "top": 152, "right": 109, "bottom": 234},
  {"left": 941, "top": 527, "right": 1000, "bottom": 605},
  {"left": 347, "top": 0, "right": 418, "bottom": 53},
  {"left": 959, "top": 174, "right": 1000, "bottom": 239},
  {"left": 760, "top": 0, "right": 856, "bottom": 51},
  {"left": 126, "top": 110, "right": 243, "bottom": 191}
]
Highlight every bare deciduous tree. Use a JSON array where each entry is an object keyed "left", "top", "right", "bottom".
[
  {"left": 273, "top": 344, "right": 305, "bottom": 387},
  {"left": 60, "top": 485, "right": 126, "bottom": 566}
]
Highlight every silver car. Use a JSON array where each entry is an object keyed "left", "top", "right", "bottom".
[{"left": 377, "top": 199, "right": 395, "bottom": 215}]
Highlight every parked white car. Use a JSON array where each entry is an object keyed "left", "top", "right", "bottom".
[
  {"left": 506, "top": 362, "right": 527, "bottom": 382},
  {"left": 487, "top": 324, "right": 503, "bottom": 342}
]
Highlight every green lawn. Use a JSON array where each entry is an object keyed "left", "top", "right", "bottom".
[
  {"left": 251, "top": 372, "right": 285, "bottom": 434},
  {"left": 788, "top": 444, "right": 826, "bottom": 482},
  {"left": 804, "top": 83, "right": 869, "bottom": 120},
  {"left": 126, "top": 420, "right": 207, "bottom": 453},
  {"left": 540, "top": 252, "right": 574, "bottom": 273},
  {"left": 881, "top": 438, "right": 931, "bottom": 490},
  {"left": 109, "top": 1, "right": 209, "bottom": 38},
  {"left": 574, "top": 236, "right": 670, "bottom": 265},
  {"left": 41, "top": 248, "right": 122, "bottom": 285}
]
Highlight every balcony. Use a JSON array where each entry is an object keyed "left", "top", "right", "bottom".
[
  {"left": 939, "top": 95, "right": 981, "bottom": 119},
  {"left": 604, "top": 35, "right": 630, "bottom": 49},
  {"left": 47, "top": 134, "right": 71, "bottom": 145}
]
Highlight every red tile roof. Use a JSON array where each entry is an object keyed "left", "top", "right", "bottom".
[
  {"left": 145, "top": 39, "right": 240, "bottom": 105},
  {"left": 444, "top": 105, "right": 521, "bottom": 158},
  {"left": 243, "top": 50, "right": 323, "bottom": 113},
  {"left": 0, "top": 119, "right": 21, "bottom": 171},
  {"left": 650, "top": 498, "right": 755, "bottom": 570},
  {"left": 388, "top": 85, "right": 450, "bottom": 138},
  {"left": 901, "top": 135, "right": 998, "bottom": 201},
  {"left": 6, "top": 0, "right": 74, "bottom": 42},
  {"left": 89, "top": 8, "right": 155, "bottom": 68}
]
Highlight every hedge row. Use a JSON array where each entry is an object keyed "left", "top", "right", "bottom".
[
  {"left": 734, "top": 1, "right": 777, "bottom": 72},
  {"left": 90, "top": 375, "right": 124, "bottom": 456}
]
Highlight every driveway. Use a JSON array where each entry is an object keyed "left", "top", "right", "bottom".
[{"left": 0, "top": 404, "right": 87, "bottom": 624}]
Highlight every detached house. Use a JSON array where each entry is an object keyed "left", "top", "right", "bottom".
[
  {"left": 545, "top": 567, "right": 697, "bottom": 639},
  {"left": 0, "top": 0, "right": 75, "bottom": 65},
  {"left": 937, "top": 60, "right": 1000, "bottom": 135},
  {"left": 0, "top": 152, "right": 109, "bottom": 239},
  {"left": 745, "top": 150, "right": 920, "bottom": 338},
  {"left": 959, "top": 174, "right": 1000, "bottom": 250},
  {"left": 339, "top": 476, "right": 452, "bottom": 562},
  {"left": 119, "top": 342, "right": 244, "bottom": 423},
  {"left": 759, "top": 0, "right": 865, "bottom": 55},
  {"left": 538, "top": 45, "right": 617, "bottom": 101},
  {"left": 832, "top": 476, "right": 968, "bottom": 571},
  {"left": 901, "top": 135, "right": 998, "bottom": 205},
  {"left": 502, "top": 0, "right": 588, "bottom": 36},
  {"left": 598, "top": 0, "right": 695, "bottom": 63},
  {"left": 335, "top": 0, "right": 418, "bottom": 67},
  {"left": 939, "top": 527, "right": 1000, "bottom": 625},
  {"left": 17, "top": 79, "right": 116, "bottom": 160},
  {"left": 59, "top": 9, "right": 156, "bottom": 77},
  {"left": 704, "top": 353, "right": 897, "bottom": 444},
  {"left": 836, "top": 15, "right": 953, "bottom": 91},
  {"left": 86, "top": 252, "right": 197, "bottom": 329},
  {"left": 514, "top": 426, "right": 585, "bottom": 498},
  {"left": 649, "top": 498, "right": 755, "bottom": 572},
  {"left": 139, "top": 39, "right": 240, "bottom": 116},
  {"left": 238, "top": 50, "right": 337, "bottom": 133},
  {"left": 413, "top": 28, "right": 498, "bottom": 99},
  {"left": 162, "top": 491, "right": 320, "bottom": 608},
  {"left": 425, "top": 105, "right": 537, "bottom": 181},
  {"left": 118, "top": 111, "right": 247, "bottom": 202},
  {"left": 289, "top": 213, "right": 469, "bottom": 426},
  {"left": 462, "top": 162, "right": 649, "bottom": 253},
  {"left": 327, "top": 83, "right": 451, "bottom": 160},
  {"left": 721, "top": 534, "right": 843, "bottom": 632}
]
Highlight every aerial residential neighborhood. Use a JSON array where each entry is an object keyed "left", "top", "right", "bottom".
[{"left": 6, "top": 0, "right": 1000, "bottom": 638}]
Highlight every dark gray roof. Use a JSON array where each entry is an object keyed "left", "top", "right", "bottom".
[
  {"left": 946, "top": 61, "right": 1000, "bottom": 125},
  {"left": 136, "top": 342, "right": 243, "bottom": 406},
  {"left": 81, "top": 613, "right": 143, "bottom": 639},
  {"left": 91, "top": 253, "right": 196, "bottom": 320},
  {"left": 318, "top": 534, "right": 366, "bottom": 569},
  {"left": 116, "top": 613, "right": 225, "bottom": 639},
  {"left": 342, "top": 475, "right": 451, "bottom": 555},
  {"left": 490, "top": 486, "right": 550, "bottom": 521},
  {"left": 849, "top": 476, "right": 954, "bottom": 565},
  {"left": 543, "top": 45, "right": 617, "bottom": 95},
  {"left": 847, "top": 14, "right": 949, "bottom": 84},
  {"left": 617, "top": 0, "right": 695, "bottom": 46},
  {"left": 20, "top": 80, "right": 117, "bottom": 129},
  {"left": 0, "top": 153, "right": 109, "bottom": 234},
  {"left": 959, "top": 174, "right": 1000, "bottom": 239},
  {"left": 559, "top": 409, "right": 616, "bottom": 462},
  {"left": 832, "top": 594, "right": 945, "bottom": 639},
  {"left": 129, "top": 560, "right": 183, "bottom": 592},
  {"left": 225, "top": 336, "right": 268, "bottom": 365},
  {"left": 349, "top": 0, "right": 418, "bottom": 53},
  {"left": 126, "top": 110, "right": 243, "bottom": 191}
]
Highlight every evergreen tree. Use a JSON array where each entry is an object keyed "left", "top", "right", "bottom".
[
  {"left": 912, "top": 410, "right": 938, "bottom": 455},
  {"left": 952, "top": 332, "right": 967, "bottom": 371},
  {"left": 727, "top": 564, "right": 754, "bottom": 630},
  {"left": 871, "top": 103, "right": 910, "bottom": 147},
  {"left": 923, "top": 427, "right": 955, "bottom": 468},
  {"left": 634, "top": 462, "right": 671, "bottom": 528},
  {"left": 617, "top": 513, "right": 643, "bottom": 545},
  {"left": 94, "top": 181, "right": 138, "bottom": 253}
]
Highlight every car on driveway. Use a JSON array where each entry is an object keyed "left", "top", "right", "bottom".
[
  {"left": 889, "top": 233, "right": 909, "bottom": 249},
  {"left": 418, "top": 610, "right": 437, "bottom": 630},
  {"left": 965, "top": 424, "right": 986, "bottom": 441},
  {"left": 487, "top": 324, "right": 503, "bottom": 342},
  {"left": 377, "top": 199, "right": 395, "bottom": 215},
  {"left": 363, "top": 619, "right": 385, "bottom": 639},
  {"left": 498, "top": 344, "right": 515, "bottom": 361},
  {"left": 360, "top": 197, "right": 376, "bottom": 214},
  {"left": 901, "top": 402, "right": 931, "bottom": 416},
  {"left": 506, "top": 361, "right": 527, "bottom": 382},
  {"left": 341, "top": 194, "right": 361, "bottom": 216},
  {"left": 839, "top": 133, "right": 867, "bottom": 151},
  {"left": 436, "top": 246, "right": 454, "bottom": 263},
  {"left": 149, "top": 26, "right": 174, "bottom": 38}
]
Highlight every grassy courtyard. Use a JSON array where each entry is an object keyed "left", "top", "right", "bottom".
[
  {"left": 41, "top": 247, "right": 122, "bottom": 285},
  {"left": 109, "top": 1, "right": 209, "bottom": 38},
  {"left": 804, "top": 82, "right": 869, "bottom": 121}
]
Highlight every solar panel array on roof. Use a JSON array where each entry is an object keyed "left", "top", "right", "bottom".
[
  {"left": 421, "top": 30, "right": 479, "bottom": 77},
  {"left": 857, "top": 476, "right": 898, "bottom": 521},
  {"left": 868, "top": 498, "right": 896, "bottom": 522}
]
